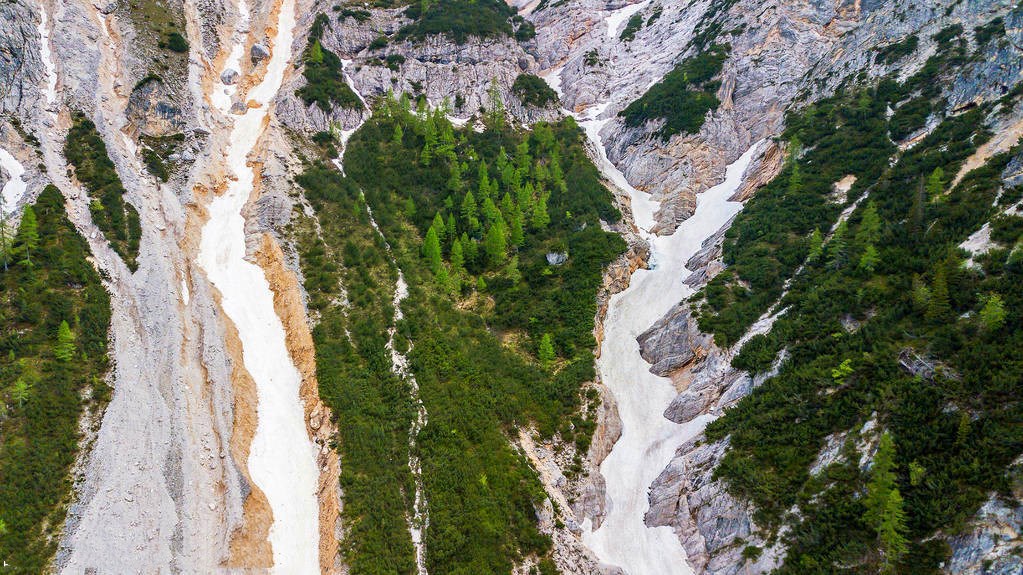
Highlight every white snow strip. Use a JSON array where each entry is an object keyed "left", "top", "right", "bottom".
[
  {"left": 605, "top": 1, "right": 650, "bottom": 40},
  {"left": 0, "top": 148, "right": 28, "bottom": 218},
  {"left": 197, "top": 0, "right": 320, "bottom": 571},
  {"left": 580, "top": 136, "right": 761, "bottom": 575},
  {"left": 37, "top": 7, "right": 58, "bottom": 106}
]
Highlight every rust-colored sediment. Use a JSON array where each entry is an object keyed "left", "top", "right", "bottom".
[{"left": 255, "top": 233, "right": 343, "bottom": 574}]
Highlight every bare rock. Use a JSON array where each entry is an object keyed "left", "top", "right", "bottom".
[
  {"left": 637, "top": 303, "right": 711, "bottom": 377},
  {"left": 220, "top": 69, "right": 239, "bottom": 85}
]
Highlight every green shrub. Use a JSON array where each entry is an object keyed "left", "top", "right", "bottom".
[
  {"left": 65, "top": 113, "right": 142, "bottom": 271},
  {"left": 0, "top": 186, "right": 111, "bottom": 571},
  {"left": 512, "top": 74, "right": 559, "bottom": 108},
  {"left": 166, "top": 31, "right": 188, "bottom": 53},
  {"left": 619, "top": 44, "right": 728, "bottom": 140}
]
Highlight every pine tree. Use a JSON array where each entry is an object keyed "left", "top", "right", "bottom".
[
  {"left": 826, "top": 220, "right": 848, "bottom": 269},
  {"left": 55, "top": 320, "right": 77, "bottom": 362},
  {"left": 532, "top": 191, "right": 551, "bottom": 230},
  {"left": 926, "top": 166, "right": 945, "bottom": 199},
  {"left": 926, "top": 265, "right": 950, "bottom": 321},
  {"left": 403, "top": 196, "right": 416, "bottom": 219},
  {"left": 538, "top": 333, "right": 555, "bottom": 367},
  {"left": 787, "top": 163, "right": 802, "bottom": 195},
  {"left": 307, "top": 39, "right": 324, "bottom": 64},
  {"left": 17, "top": 205, "right": 39, "bottom": 266},
  {"left": 864, "top": 432, "right": 899, "bottom": 530},
  {"left": 393, "top": 124, "right": 404, "bottom": 145},
  {"left": 482, "top": 197, "right": 501, "bottom": 224},
  {"left": 477, "top": 162, "right": 492, "bottom": 201},
  {"left": 878, "top": 488, "right": 908, "bottom": 574},
  {"left": 506, "top": 255, "right": 522, "bottom": 284},
  {"left": 11, "top": 377, "right": 31, "bottom": 407},
  {"left": 484, "top": 223, "right": 507, "bottom": 267},
  {"left": 423, "top": 226, "right": 443, "bottom": 274},
  {"left": 446, "top": 214, "right": 457, "bottom": 241},
  {"left": 450, "top": 238, "right": 464, "bottom": 271},
  {"left": 857, "top": 201, "right": 881, "bottom": 245},
  {"left": 979, "top": 293, "right": 1006, "bottom": 331},
  {"left": 461, "top": 191, "right": 479, "bottom": 232},
  {"left": 807, "top": 228, "right": 824, "bottom": 263},
  {"left": 462, "top": 232, "right": 478, "bottom": 266},
  {"left": 447, "top": 159, "right": 463, "bottom": 192},
  {"left": 432, "top": 213, "right": 446, "bottom": 243},
  {"left": 421, "top": 118, "right": 437, "bottom": 166},
  {"left": 859, "top": 244, "right": 879, "bottom": 274},
  {"left": 487, "top": 78, "right": 505, "bottom": 130},
  {"left": 510, "top": 212, "right": 524, "bottom": 247},
  {"left": 515, "top": 140, "right": 530, "bottom": 173}
]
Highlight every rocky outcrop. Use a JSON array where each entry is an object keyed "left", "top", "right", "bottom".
[
  {"left": 647, "top": 436, "right": 784, "bottom": 575},
  {"left": 637, "top": 303, "right": 711, "bottom": 378},
  {"left": 945, "top": 483, "right": 1023, "bottom": 575}
]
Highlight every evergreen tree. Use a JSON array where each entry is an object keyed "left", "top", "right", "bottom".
[
  {"left": 423, "top": 226, "right": 443, "bottom": 274},
  {"left": 403, "top": 196, "right": 416, "bottom": 219},
  {"left": 859, "top": 244, "right": 879, "bottom": 274},
  {"left": 486, "top": 78, "right": 505, "bottom": 130},
  {"left": 926, "top": 166, "right": 945, "bottom": 199},
  {"left": 446, "top": 214, "right": 457, "bottom": 241},
  {"left": 461, "top": 191, "right": 479, "bottom": 232},
  {"left": 446, "top": 159, "right": 463, "bottom": 192},
  {"left": 482, "top": 197, "right": 501, "bottom": 224},
  {"left": 506, "top": 255, "right": 522, "bottom": 284},
  {"left": 515, "top": 140, "right": 530, "bottom": 173},
  {"left": 432, "top": 212, "right": 446, "bottom": 243},
  {"left": 16, "top": 205, "right": 39, "bottom": 266},
  {"left": 421, "top": 118, "right": 437, "bottom": 166},
  {"left": 55, "top": 320, "right": 76, "bottom": 362},
  {"left": 549, "top": 150, "right": 566, "bottom": 192},
  {"left": 510, "top": 213, "right": 525, "bottom": 247},
  {"left": 538, "top": 333, "right": 555, "bottom": 367},
  {"left": 500, "top": 192, "right": 515, "bottom": 217},
  {"left": 532, "top": 191, "right": 551, "bottom": 230},
  {"left": 926, "top": 265, "right": 950, "bottom": 321},
  {"left": 979, "top": 293, "right": 1006, "bottom": 331},
  {"left": 857, "top": 201, "right": 881, "bottom": 246},
  {"left": 826, "top": 220, "right": 848, "bottom": 269},
  {"left": 307, "top": 39, "right": 324, "bottom": 64},
  {"left": 450, "top": 237, "right": 464, "bottom": 271},
  {"left": 477, "top": 162, "right": 492, "bottom": 201},
  {"left": 462, "top": 232, "right": 478, "bottom": 266},
  {"left": 878, "top": 489, "right": 908, "bottom": 574},
  {"left": 484, "top": 223, "right": 507, "bottom": 267},
  {"left": 11, "top": 377, "right": 31, "bottom": 407},
  {"left": 864, "top": 432, "right": 906, "bottom": 566},
  {"left": 787, "top": 163, "right": 802, "bottom": 195},
  {"left": 807, "top": 228, "right": 824, "bottom": 263}
]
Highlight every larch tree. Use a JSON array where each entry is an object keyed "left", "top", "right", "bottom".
[{"left": 55, "top": 320, "right": 77, "bottom": 362}]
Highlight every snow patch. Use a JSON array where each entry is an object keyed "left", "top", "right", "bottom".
[
  {"left": 605, "top": 1, "right": 650, "bottom": 40},
  {"left": 197, "top": 0, "right": 320, "bottom": 571},
  {"left": 0, "top": 148, "right": 28, "bottom": 218},
  {"left": 37, "top": 7, "right": 58, "bottom": 106},
  {"left": 581, "top": 131, "right": 763, "bottom": 573}
]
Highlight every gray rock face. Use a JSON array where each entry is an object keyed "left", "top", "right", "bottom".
[
  {"left": 220, "top": 68, "right": 239, "bottom": 85},
  {"left": 945, "top": 489, "right": 1023, "bottom": 575},
  {"left": 0, "top": 1, "right": 47, "bottom": 115},
  {"left": 546, "top": 251, "right": 569, "bottom": 265},
  {"left": 250, "top": 42, "right": 269, "bottom": 62},
  {"left": 126, "top": 77, "right": 185, "bottom": 137},
  {"left": 637, "top": 303, "right": 711, "bottom": 377}
]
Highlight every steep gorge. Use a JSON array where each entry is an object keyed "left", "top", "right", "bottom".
[{"left": 0, "top": 0, "right": 1021, "bottom": 574}]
